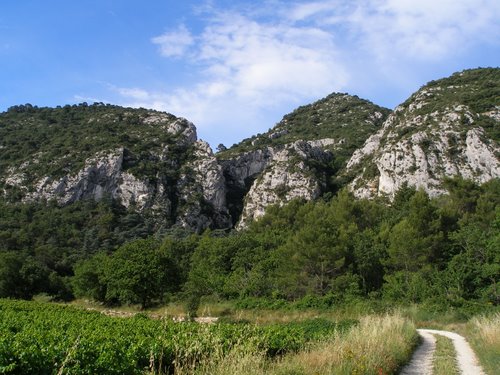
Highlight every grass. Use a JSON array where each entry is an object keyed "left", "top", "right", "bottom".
[
  {"left": 66, "top": 298, "right": 389, "bottom": 323},
  {"left": 61, "top": 299, "right": 499, "bottom": 374},
  {"left": 432, "top": 335, "right": 459, "bottom": 375},
  {"left": 269, "top": 313, "right": 418, "bottom": 375},
  {"left": 181, "top": 313, "right": 418, "bottom": 375},
  {"left": 465, "top": 313, "right": 500, "bottom": 375}
]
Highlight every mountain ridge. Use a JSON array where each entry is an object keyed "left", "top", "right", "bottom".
[
  {"left": 1, "top": 67, "right": 498, "bottom": 230},
  {"left": 346, "top": 67, "right": 499, "bottom": 198}
]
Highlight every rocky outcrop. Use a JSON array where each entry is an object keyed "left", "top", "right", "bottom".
[
  {"left": 221, "top": 148, "right": 274, "bottom": 190},
  {"left": 218, "top": 93, "right": 390, "bottom": 227},
  {"left": 1, "top": 110, "right": 231, "bottom": 232},
  {"left": 24, "top": 148, "right": 154, "bottom": 209},
  {"left": 1, "top": 68, "right": 497, "bottom": 230},
  {"left": 235, "top": 141, "right": 333, "bottom": 228},
  {"left": 176, "top": 140, "right": 231, "bottom": 231},
  {"left": 347, "top": 73, "right": 500, "bottom": 198}
]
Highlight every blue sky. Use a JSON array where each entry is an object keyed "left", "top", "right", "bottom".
[{"left": 1, "top": 0, "right": 499, "bottom": 148}]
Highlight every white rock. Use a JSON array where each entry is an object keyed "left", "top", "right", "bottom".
[{"left": 347, "top": 101, "right": 500, "bottom": 199}]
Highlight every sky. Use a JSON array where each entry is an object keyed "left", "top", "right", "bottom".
[{"left": 1, "top": 0, "right": 499, "bottom": 148}]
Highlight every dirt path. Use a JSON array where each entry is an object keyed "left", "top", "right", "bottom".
[
  {"left": 400, "top": 330, "right": 436, "bottom": 374},
  {"left": 400, "top": 329, "right": 486, "bottom": 375}
]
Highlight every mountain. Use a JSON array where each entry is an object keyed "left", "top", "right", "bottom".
[
  {"left": 1, "top": 68, "right": 498, "bottom": 232},
  {"left": 217, "top": 93, "right": 390, "bottom": 227},
  {"left": 0, "top": 104, "right": 231, "bottom": 232},
  {"left": 346, "top": 68, "right": 500, "bottom": 198}
]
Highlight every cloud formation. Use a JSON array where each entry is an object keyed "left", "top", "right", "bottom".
[
  {"left": 116, "top": 0, "right": 499, "bottom": 146},
  {"left": 298, "top": 0, "right": 500, "bottom": 61},
  {"left": 152, "top": 24, "right": 194, "bottom": 58}
]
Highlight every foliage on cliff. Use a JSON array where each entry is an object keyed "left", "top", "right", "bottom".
[
  {"left": 0, "top": 103, "right": 194, "bottom": 195},
  {"left": 217, "top": 93, "right": 390, "bottom": 163}
]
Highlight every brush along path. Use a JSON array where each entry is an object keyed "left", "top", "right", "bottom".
[{"left": 400, "top": 329, "right": 485, "bottom": 375}]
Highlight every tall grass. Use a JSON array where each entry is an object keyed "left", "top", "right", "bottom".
[
  {"left": 466, "top": 313, "right": 500, "bottom": 375},
  {"left": 183, "top": 313, "right": 417, "bottom": 375},
  {"left": 269, "top": 313, "right": 417, "bottom": 375}
]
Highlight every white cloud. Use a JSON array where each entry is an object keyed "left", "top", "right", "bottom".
[
  {"left": 151, "top": 24, "right": 194, "bottom": 58},
  {"left": 286, "top": 0, "right": 500, "bottom": 61},
  {"left": 115, "top": 87, "right": 151, "bottom": 101},
  {"left": 139, "top": 8, "right": 350, "bottom": 144},
  {"left": 193, "top": 12, "right": 347, "bottom": 105},
  {"left": 358, "top": 0, "right": 499, "bottom": 61},
  {"left": 288, "top": 0, "right": 338, "bottom": 21},
  {"left": 114, "top": 0, "right": 499, "bottom": 147}
]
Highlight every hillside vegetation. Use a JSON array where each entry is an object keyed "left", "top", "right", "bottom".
[
  {"left": 1, "top": 177, "right": 497, "bottom": 312},
  {"left": 218, "top": 93, "right": 390, "bottom": 163},
  {"left": 400, "top": 67, "right": 499, "bottom": 141},
  {"left": 0, "top": 103, "right": 192, "bottom": 190},
  {"left": 0, "top": 68, "right": 498, "bottom": 310}
]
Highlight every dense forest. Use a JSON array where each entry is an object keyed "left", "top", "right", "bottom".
[
  {"left": 1, "top": 177, "right": 498, "bottom": 312},
  {"left": 1, "top": 68, "right": 498, "bottom": 315}
]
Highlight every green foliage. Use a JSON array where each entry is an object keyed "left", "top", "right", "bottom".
[
  {"left": 0, "top": 252, "right": 51, "bottom": 300},
  {"left": 401, "top": 68, "right": 500, "bottom": 141},
  {"left": 104, "top": 238, "right": 170, "bottom": 308},
  {"left": 74, "top": 238, "right": 183, "bottom": 309},
  {"left": 180, "top": 178, "right": 499, "bottom": 308},
  {"left": 0, "top": 299, "right": 353, "bottom": 374},
  {"left": 218, "top": 93, "right": 390, "bottom": 164},
  {"left": 0, "top": 198, "right": 153, "bottom": 299},
  {"left": 275, "top": 201, "right": 353, "bottom": 298},
  {"left": 0, "top": 103, "right": 191, "bottom": 190},
  {"left": 72, "top": 252, "right": 109, "bottom": 301},
  {"left": 1, "top": 175, "right": 498, "bottom": 310}
]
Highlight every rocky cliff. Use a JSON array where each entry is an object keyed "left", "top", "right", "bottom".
[
  {"left": 0, "top": 105, "right": 230, "bottom": 231},
  {"left": 218, "top": 93, "right": 390, "bottom": 227},
  {"left": 346, "top": 68, "right": 499, "bottom": 198},
  {"left": 1, "top": 68, "right": 498, "bottom": 230},
  {"left": 232, "top": 141, "right": 332, "bottom": 228}
]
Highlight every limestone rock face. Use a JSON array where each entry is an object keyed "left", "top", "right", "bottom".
[
  {"left": 347, "top": 70, "right": 500, "bottom": 199},
  {"left": 221, "top": 148, "right": 274, "bottom": 189},
  {"left": 1, "top": 108, "right": 229, "bottom": 232},
  {"left": 176, "top": 140, "right": 231, "bottom": 231},
  {"left": 218, "top": 92, "right": 390, "bottom": 227},
  {"left": 2, "top": 68, "right": 497, "bottom": 230},
  {"left": 235, "top": 141, "right": 332, "bottom": 229},
  {"left": 24, "top": 148, "right": 154, "bottom": 209}
]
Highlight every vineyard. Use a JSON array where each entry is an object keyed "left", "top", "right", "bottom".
[{"left": 0, "top": 299, "right": 354, "bottom": 374}]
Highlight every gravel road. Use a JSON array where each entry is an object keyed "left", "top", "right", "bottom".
[{"left": 400, "top": 329, "right": 486, "bottom": 375}]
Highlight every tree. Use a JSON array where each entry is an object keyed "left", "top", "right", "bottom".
[
  {"left": 0, "top": 252, "right": 24, "bottom": 298},
  {"left": 447, "top": 208, "right": 500, "bottom": 303},
  {"left": 72, "top": 252, "right": 109, "bottom": 301},
  {"left": 353, "top": 229, "right": 385, "bottom": 293},
  {"left": 185, "top": 232, "right": 233, "bottom": 298},
  {"left": 105, "top": 238, "right": 171, "bottom": 309},
  {"left": 275, "top": 202, "right": 355, "bottom": 299},
  {"left": 0, "top": 252, "right": 49, "bottom": 299},
  {"left": 216, "top": 143, "right": 227, "bottom": 152}
]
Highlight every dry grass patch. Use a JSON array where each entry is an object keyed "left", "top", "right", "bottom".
[
  {"left": 470, "top": 313, "right": 500, "bottom": 347},
  {"left": 173, "top": 313, "right": 416, "bottom": 375},
  {"left": 269, "top": 313, "right": 417, "bottom": 375},
  {"left": 188, "top": 347, "right": 268, "bottom": 375},
  {"left": 466, "top": 313, "right": 500, "bottom": 375}
]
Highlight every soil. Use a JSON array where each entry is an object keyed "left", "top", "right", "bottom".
[{"left": 400, "top": 329, "right": 486, "bottom": 375}]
